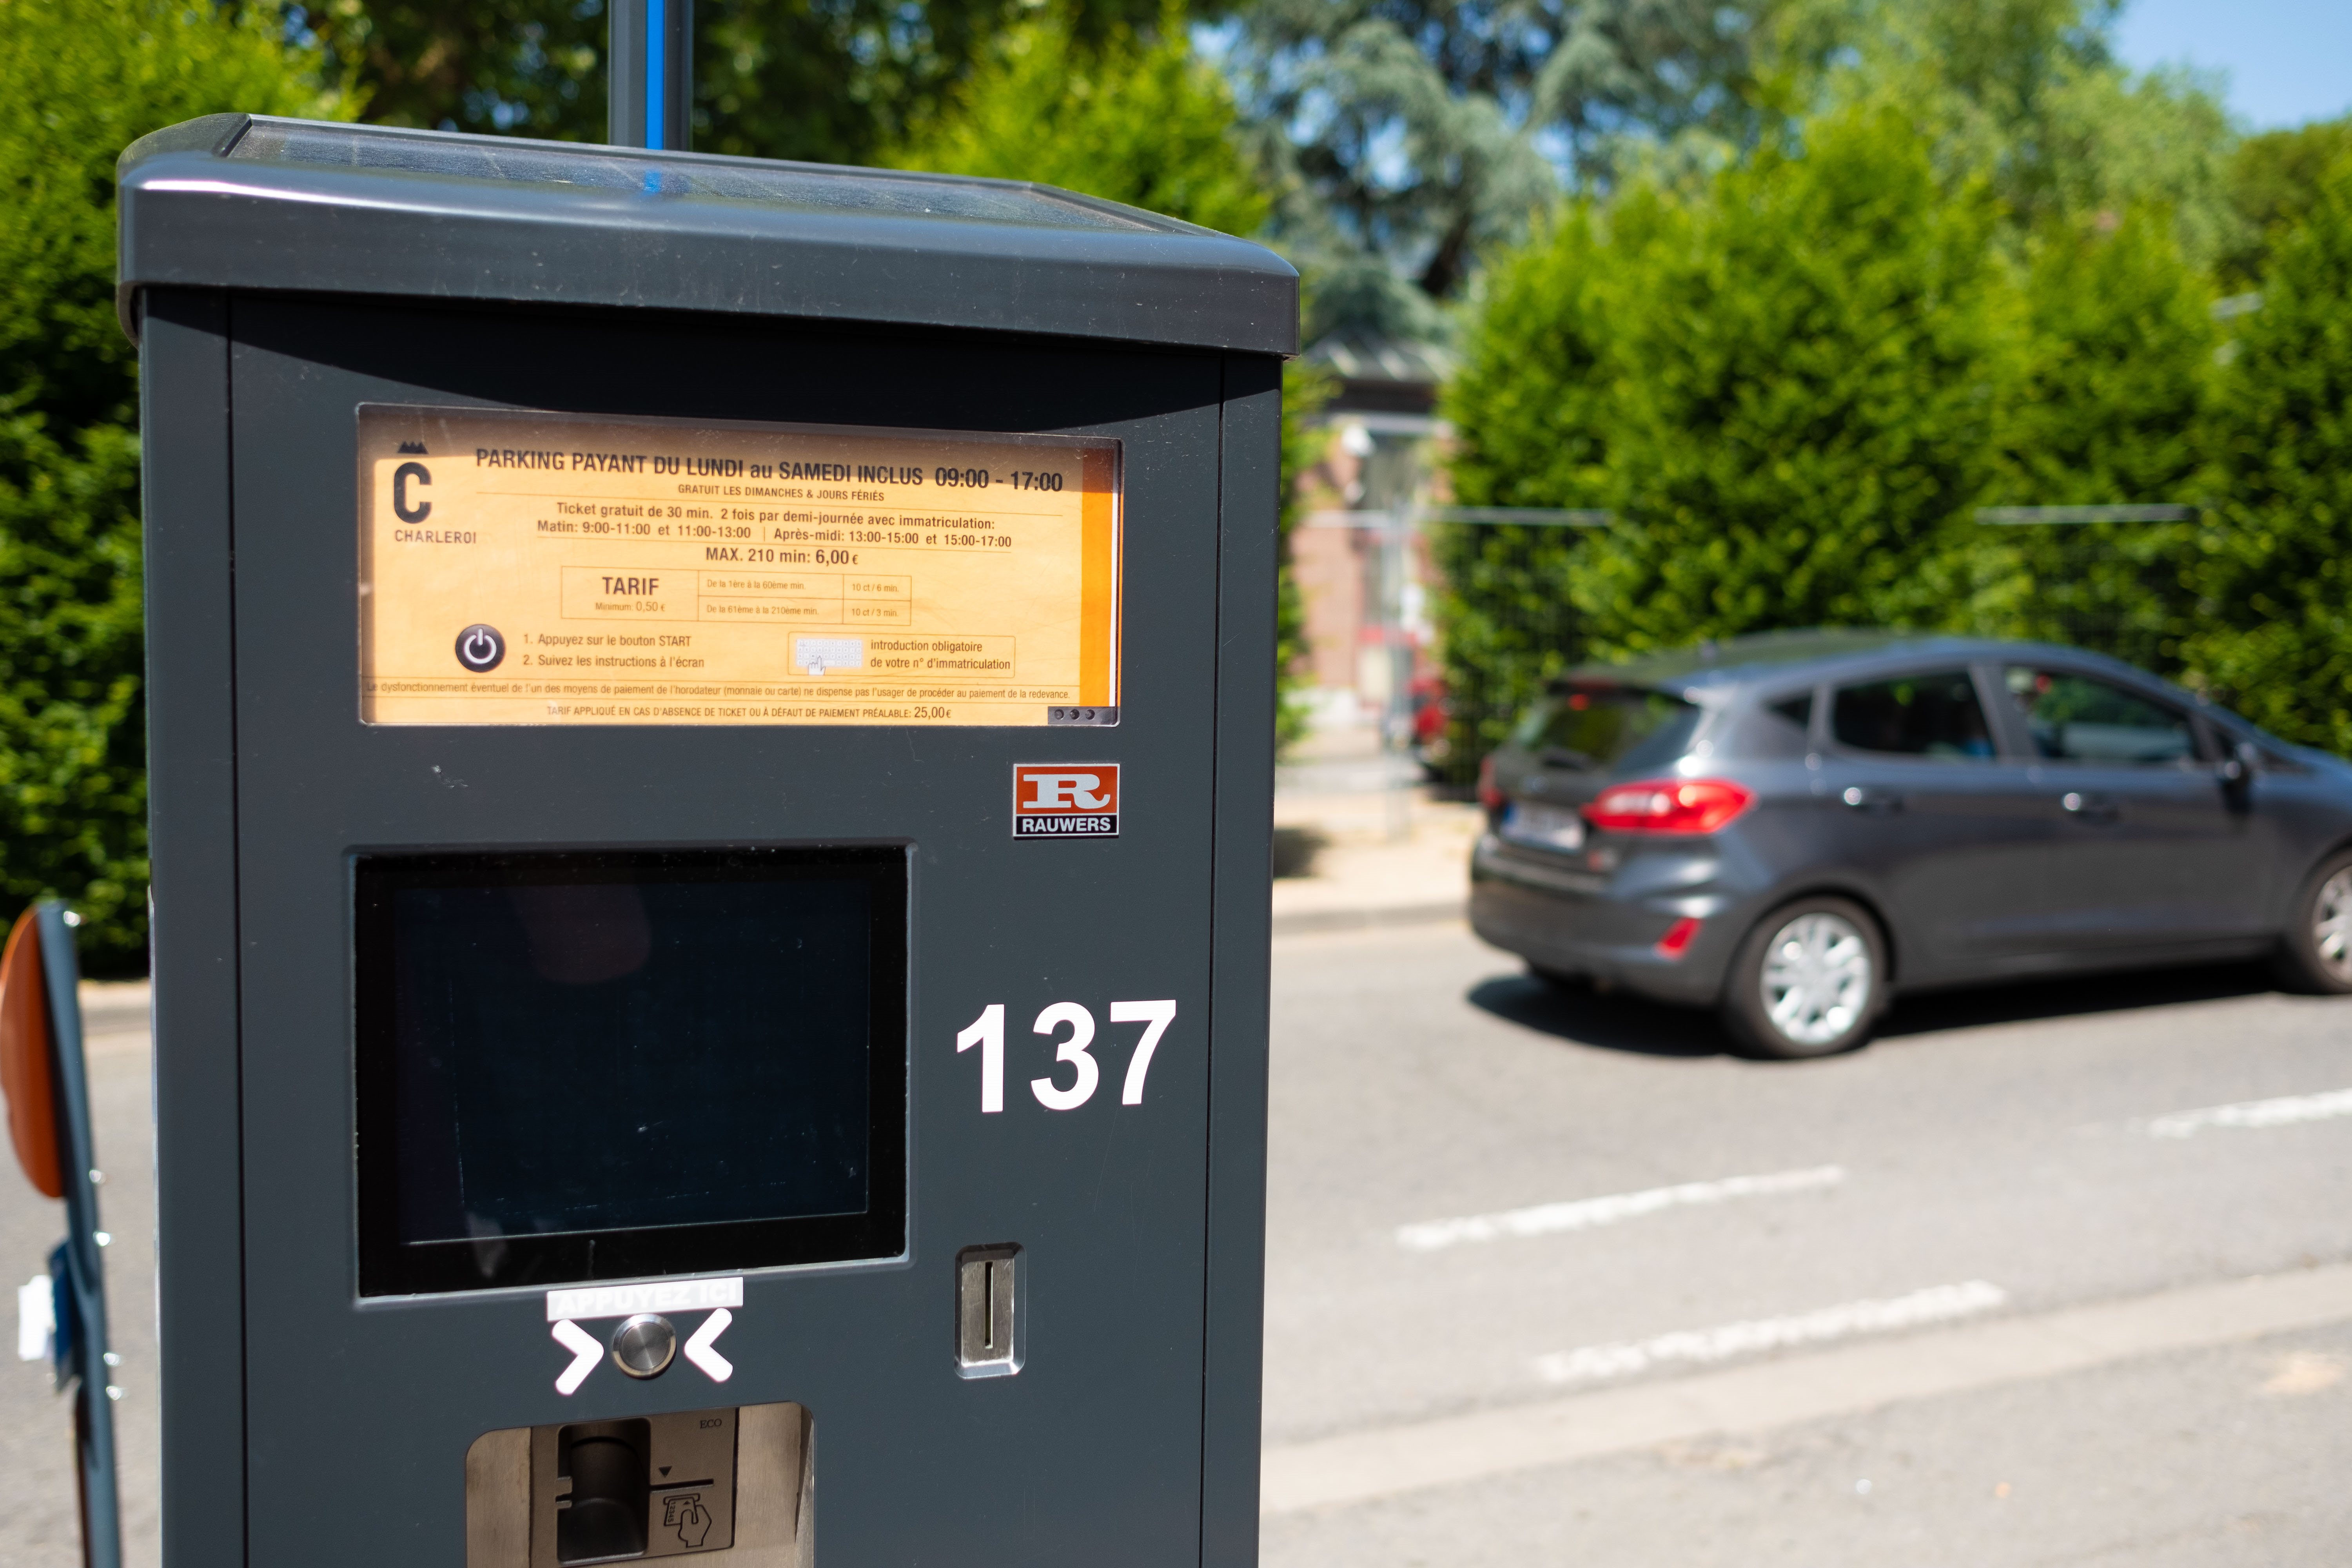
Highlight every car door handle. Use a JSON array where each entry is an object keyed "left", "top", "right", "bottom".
[
  {"left": 2061, "top": 791, "right": 2119, "bottom": 822},
  {"left": 1840, "top": 786, "right": 1903, "bottom": 813}
]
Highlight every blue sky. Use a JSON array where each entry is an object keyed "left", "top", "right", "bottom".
[{"left": 2112, "top": 0, "right": 2352, "bottom": 129}]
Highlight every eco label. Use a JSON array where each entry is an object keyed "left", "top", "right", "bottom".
[{"left": 357, "top": 405, "right": 1120, "bottom": 726}]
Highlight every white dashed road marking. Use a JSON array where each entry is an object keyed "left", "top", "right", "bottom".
[
  {"left": 1534, "top": 1280, "right": 2008, "bottom": 1385},
  {"left": 2147, "top": 1086, "right": 2352, "bottom": 1138},
  {"left": 1396, "top": 1165, "right": 1847, "bottom": 1252},
  {"left": 1262, "top": 1265, "right": 2352, "bottom": 1514}
]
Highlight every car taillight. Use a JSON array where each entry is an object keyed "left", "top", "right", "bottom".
[
  {"left": 1655, "top": 917, "right": 1702, "bottom": 958},
  {"left": 1477, "top": 753, "right": 1504, "bottom": 814},
  {"left": 1583, "top": 778, "right": 1754, "bottom": 834}
]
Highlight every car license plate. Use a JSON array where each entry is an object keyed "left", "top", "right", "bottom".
[{"left": 1501, "top": 802, "right": 1585, "bottom": 851}]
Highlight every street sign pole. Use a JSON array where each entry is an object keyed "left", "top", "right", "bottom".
[{"left": 2, "top": 902, "right": 121, "bottom": 1568}]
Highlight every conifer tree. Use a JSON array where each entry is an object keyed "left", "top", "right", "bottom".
[
  {"left": 2186, "top": 159, "right": 2352, "bottom": 752},
  {"left": 1434, "top": 208, "right": 1616, "bottom": 762},
  {"left": 1980, "top": 211, "right": 2216, "bottom": 672},
  {"left": 1573, "top": 106, "right": 2014, "bottom": 653}
]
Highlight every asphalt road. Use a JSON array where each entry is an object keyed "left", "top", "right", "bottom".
[
  {"left": 1261, "top": 922, "right": 2352, "bottom": 1566},
  {"left": 5, "top": 933, "right": 2347, "bottom": 1567}
]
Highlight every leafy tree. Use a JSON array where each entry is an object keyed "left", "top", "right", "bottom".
[
  {"left": 0, "top": 0, "right": 347, "bottom": 971},
  {"left": 2184, "top": 158, "right": 2352, "bottom": 752},
  {"left": 1978, "top": 210, "right": 2216, "bottom": 671},
  {"left": 2219, "top": 114, "right": 2352, "bottom": 291},
  {"left": 301, "top": 0, "right": 1187, "bottom": 162},
  {"left": 1231, "top": 0, "right": 1786, "bottom": 337},
  {"left": 290, "top": 0, "right": 602, "bottom": 136},
  {"left": 891, "top": 1, "right": 1268, "bottom": 237},
  {"left": 891, "top": 3, "right": 1326, "bottom": 742},
  {"left": 1795, "top": 0, "right": 2240, "bottom": 269}
]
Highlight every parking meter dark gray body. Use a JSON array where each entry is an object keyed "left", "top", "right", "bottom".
[{"left": 123, "top": 116, "right": 1291, "bottom": 1568}]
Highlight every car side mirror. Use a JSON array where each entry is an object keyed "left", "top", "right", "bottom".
[{"left": 2218, "top": 740, "right": 2258, "bottom": 803}]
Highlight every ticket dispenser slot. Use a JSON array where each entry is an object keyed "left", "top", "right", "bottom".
[
  {"left": 555, "top": 1420, "right": 651, "bottom": 1562},
  {"left": 468, "top": 1401, "right": 809, "bottom": 1568},
  {"left": 546, "top": 1408, "right": 737, "bottom": 1563}
]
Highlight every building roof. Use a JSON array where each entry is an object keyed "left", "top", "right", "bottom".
[{"left": 1303, "top": 328, "right": 1455, "bottom": 417}]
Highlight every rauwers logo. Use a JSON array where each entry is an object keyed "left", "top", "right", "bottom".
[{"left": 1013, "top": 763, "right": 1120, "bottom": 839}]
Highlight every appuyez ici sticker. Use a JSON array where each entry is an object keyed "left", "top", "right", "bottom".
[{"left": 1013, "top": 764, "right": 1120, "bottom": 839}]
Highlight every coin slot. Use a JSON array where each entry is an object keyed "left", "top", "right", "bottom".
[{"left": 956, "top": 1244, "right": 1021, "bottom": 1377}]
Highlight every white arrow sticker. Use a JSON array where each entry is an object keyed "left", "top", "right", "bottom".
[
  {"left": 683, "top": 1308, "right": 734, "bottom": 1383},
  {"left": 552, "top": 1319, "right": 601, "bottom": 1396}
]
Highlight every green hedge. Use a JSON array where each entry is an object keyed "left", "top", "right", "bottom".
[
  {"left": 0, "top": 0, "right": 343, "bottom": 972},
  {"left": 2187, "top": 161, "right": 2352, "bottom": 754},
  {"left": 1441, "top": 102, "right": 2352, "bottom": 770},
  {"left": 1439, "top": 106, "right": 2014, "bottom": 774}
]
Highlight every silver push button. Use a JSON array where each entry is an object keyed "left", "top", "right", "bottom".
[{"left": 611, "top": 1314, "right": 677, "bottom": 1379}]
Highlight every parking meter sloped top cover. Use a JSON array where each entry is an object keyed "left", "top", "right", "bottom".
[
  {"left": 231, "top": 120, "right": 1156, "bottom": 230},
  {"left": 113, "top": 115, "right": 1301, "bottom": 355}
]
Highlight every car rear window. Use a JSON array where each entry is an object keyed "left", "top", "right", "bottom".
[
  {"left": 1514, "top": 685, "right": 1702, "bottom": 773},
  {"left": 1831, "top": 670, "right": 1994, "bottom": 760}
]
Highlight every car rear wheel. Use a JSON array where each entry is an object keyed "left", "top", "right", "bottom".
[
  {"left": 1720, "top": 897, "right": 1886, "bottom": 1059},
  {"left": 2270, "top": 851, "right": 2352, "bottom": 994}
]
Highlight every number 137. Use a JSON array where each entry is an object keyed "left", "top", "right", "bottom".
[{"left": 955, "top": 1000, "right": 1176, "bottom": 1113}]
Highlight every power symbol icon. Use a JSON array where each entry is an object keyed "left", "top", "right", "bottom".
[{"left": 455, "top": 624, "right": 505, "bottom": 672}]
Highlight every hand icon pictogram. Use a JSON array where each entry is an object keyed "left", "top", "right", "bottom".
[{"left": 662, "top": 1492, "right": 714, "bottom": 1548}]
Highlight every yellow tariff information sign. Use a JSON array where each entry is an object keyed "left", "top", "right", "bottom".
[{"left": 357, "top": 405, "right": 1121, "bottom": 727}]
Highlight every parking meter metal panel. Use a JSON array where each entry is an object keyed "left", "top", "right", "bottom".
[{"left": 124, "top": 117, "right": 1289, "bottom": 1568}]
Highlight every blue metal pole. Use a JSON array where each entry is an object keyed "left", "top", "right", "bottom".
[
  {"left": 609, "top": 0, "right": 688, "bottom": 150},
  {"left": 644, "top": 0, "right": 666, "bottom": 150}
]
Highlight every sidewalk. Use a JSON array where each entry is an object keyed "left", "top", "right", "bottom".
[{"left": 1271, "top": 724, "right": 1479, "bottom": 936}]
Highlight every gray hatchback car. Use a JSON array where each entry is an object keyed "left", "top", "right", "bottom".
[{"left": 1469, "top": 631, "right": 2352, "bottom": 1057}]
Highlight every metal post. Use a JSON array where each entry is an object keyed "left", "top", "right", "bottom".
[{"left": 607, "top": 0, "right": 693, "bottom": 150}]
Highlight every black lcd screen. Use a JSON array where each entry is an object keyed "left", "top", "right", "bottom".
[{"left": 356, "top": 847, "right": 906, "bottom": 1295}]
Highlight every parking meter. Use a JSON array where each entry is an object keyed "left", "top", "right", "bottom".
[{"left": 120, "top": 115, "right": 1293, "bottom": 1566}]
